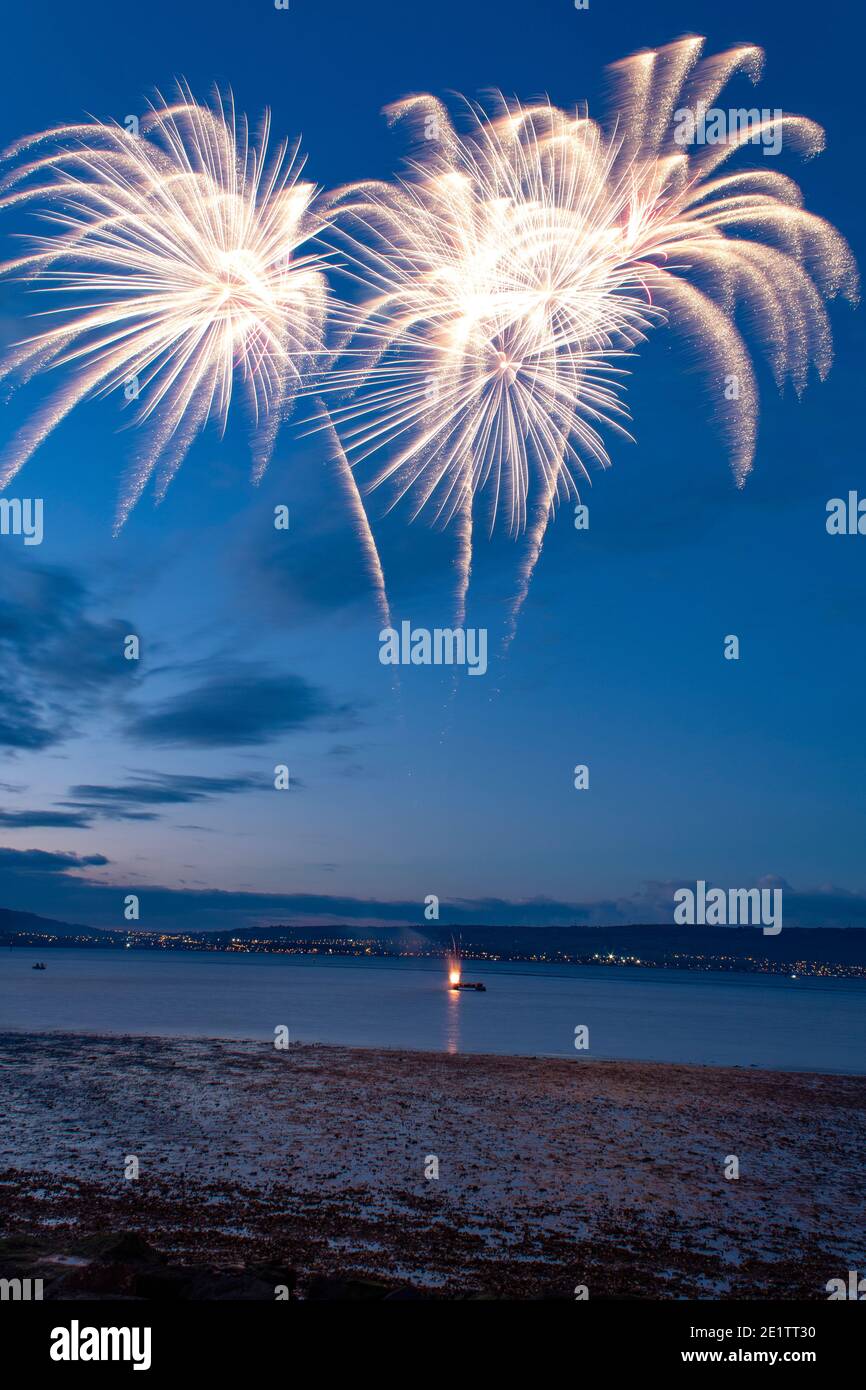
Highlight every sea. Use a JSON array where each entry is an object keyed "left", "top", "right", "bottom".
[{"left": 1, "top": 946, "right": 864, "bottom": 1072}]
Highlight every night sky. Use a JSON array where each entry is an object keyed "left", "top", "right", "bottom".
[{"left": 0, "top": 0, "right": 864, "bottom": 933}]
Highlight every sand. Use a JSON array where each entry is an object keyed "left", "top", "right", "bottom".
[{"left": 0, "top": 1031, "right": 864, "bottom": 1298}]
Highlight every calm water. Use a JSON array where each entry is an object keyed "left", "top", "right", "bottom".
[{"left": 1, "top": 948, "right": 864, "bottom": 1072}]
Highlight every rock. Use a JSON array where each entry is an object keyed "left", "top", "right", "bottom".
[{"left": 83, "top": 1231, "right": 162, "bottom": 1264}]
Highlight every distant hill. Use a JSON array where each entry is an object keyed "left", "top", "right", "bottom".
[
  {"left": 0, "top": 907, "right": 108, "bottom": 942},
  {"left": 200, "top": 923, "right": 866, "bottom": 968},
  {"left": 2, "top": 911, "right": 865, "bottom": 972}
]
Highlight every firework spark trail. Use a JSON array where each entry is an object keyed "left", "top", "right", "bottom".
[
  {"left": 503, "top": 420, "right": 570, "bottom": 658},
  {"left": 452, "top": 481, "right": 473, "bottom": 633},
  {"left": 0, "top": 83, "right": 330, "bottom": 524},
  {"left": 313, "top": 398, "right": 391, "bottom": 632},
  {"left": 313, "top": 37, "right": 856, "bottom": 649}
]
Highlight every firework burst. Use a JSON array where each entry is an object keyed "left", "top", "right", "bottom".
[
  {"left": 0, "top": 83, "right": 330, "bottom": 526},
  {"left": 317, "top": 38, "right": 856, "bottom": 639}
]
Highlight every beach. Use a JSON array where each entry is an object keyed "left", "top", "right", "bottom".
[{"left": 1, "top": 1031, "right": 864, "bottom": 1299}]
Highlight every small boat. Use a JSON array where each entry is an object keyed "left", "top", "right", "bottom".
[
  {"left": 32, "top": 962, "right": 47, "bottom": 970},
  {"left": 447, "top": 945, "right": 486, "bottom": 992}
]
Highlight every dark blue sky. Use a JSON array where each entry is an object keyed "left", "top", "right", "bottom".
[{"left": 0, "top": 0, "right": 864, "bottom": 932}]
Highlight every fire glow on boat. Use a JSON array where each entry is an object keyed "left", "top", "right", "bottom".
[{"left": 447, "top": 959, "right": 486, "bottom": 992}]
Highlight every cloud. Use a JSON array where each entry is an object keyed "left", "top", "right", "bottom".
[
  {"left": 0, "top": 809, "right": 93, "bottom": 829},
  {"left": 0, "top": 688, "right": 56, "bottom": 750},
  {"left": 0, "top": 853, "right": 865, "bottom": 934},
  {"left": 61, "top": 771, "right": 264, "bottom": 820},
  {"left": 0, "top": 557, "right": 138, "bottom": 750},
  {"left": 0, "top": 847, "right": 109, "bottom": 873},
  {"left": 125, "top": 663, "right": 352, "bottom": 747}
]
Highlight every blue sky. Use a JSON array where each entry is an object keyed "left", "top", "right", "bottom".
[{"left": 0, "top": 0, "right": 864, "bottom": 932}]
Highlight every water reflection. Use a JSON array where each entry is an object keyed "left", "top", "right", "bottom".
[{"left": 445, "top": 981, "right": 461, "bottom": 1054}]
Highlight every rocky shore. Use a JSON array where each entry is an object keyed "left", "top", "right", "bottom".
[{"left": 1, "top": 1031, "right": 863, "bottom": 1299}]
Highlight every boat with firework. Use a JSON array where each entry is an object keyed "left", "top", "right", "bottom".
[{"left": 448, "top": 959, "right": 486, "bottom": 992}]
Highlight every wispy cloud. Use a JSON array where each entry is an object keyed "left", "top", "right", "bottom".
[
  {"left": 61, "top": 770, "right": 265, "bottom": 820},
  {"left": 125, "top": 661, "right": 355, "bottom": 747},
  {"left": 0, "top": 808, "right": 93, "bottom": 828},
  {"left": 0, "top": 847, "right": 109, "bottom": 873}
]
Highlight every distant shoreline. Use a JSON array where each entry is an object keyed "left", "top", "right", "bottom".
[{"left": 4, "top": 931, "right": 866, "bottom": 979}]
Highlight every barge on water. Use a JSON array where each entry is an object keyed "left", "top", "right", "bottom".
[{"left": 448, "top": 958, "right": 486, "bottom": 991}]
